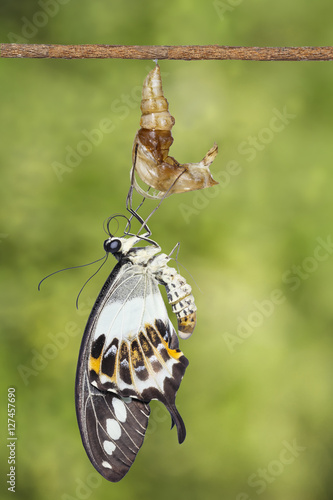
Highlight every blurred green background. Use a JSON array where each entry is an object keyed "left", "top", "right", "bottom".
[{"left": 1, "top": 1, "right": 333, "bottom": 499}]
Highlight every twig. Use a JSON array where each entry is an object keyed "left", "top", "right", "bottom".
[{"left": 1, "top": 44, "right": 333, "bottom": 61}]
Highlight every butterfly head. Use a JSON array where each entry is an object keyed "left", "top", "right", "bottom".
[
  {"left": 103, "top": 235, "right": 159, "bottom": 261},
  {"left": 103, "top": 237, "right": 123, "bottom": 256}
]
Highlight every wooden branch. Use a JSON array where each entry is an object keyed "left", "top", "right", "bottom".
[{"left": 1, "top": 44, "right": 333, "bottom": 61}]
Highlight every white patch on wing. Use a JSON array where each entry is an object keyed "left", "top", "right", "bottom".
[
  {"left": 106, "top": 419, "right": 122, "bottom": 440},
  {"left": 120, "top": 358, "right": 129, "bottom": 368},
  {"left": 105, "top": 344, "right": 117, "bottom": 357},
  {"left": 142, "top": 289, "right": 170, "bottom": 327},
  {"left": 93, "top": 271, "right": 170, "bottom": 346},
  {"left": 100, "top": 374, "right": 111, "bottom": 385},
  {"left": 103, "top": 440, "right": 116, "bottom": 455},
  {"left": 112, "top": 398, "right": 127, "bottom": 422},
  {"left": 102, "top": 461, "right": 112, "bottom": 469},
  {"left": 94, "top": 301, "right": 126, "bottom": 340}
]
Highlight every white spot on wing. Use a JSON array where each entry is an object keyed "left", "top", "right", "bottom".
[
  {"left": 106, "top": 419, "right": 122, "bottom": 440},
  {"left": 105, "top": 344, "right": 117, "bottom": 357},
  {"left": 103, "top": 440, "right": 116, "bottom": 455},
  {"left": 102, "top": 461, "right": 112, "bottom": 469},
  {"left": 100, "top": 374, "right": 110, "bottom": 385},
  {"left": 112, "top": 398, "right": 127, "bottom": 423}
]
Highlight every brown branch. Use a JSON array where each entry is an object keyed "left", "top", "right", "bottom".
[{"left": 1, "top": 44, "right": 333, "bottom": 61}]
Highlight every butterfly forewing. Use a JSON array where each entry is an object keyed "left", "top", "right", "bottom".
[{"left": 90, "top": 262, "right": 188, "bottom": 438}]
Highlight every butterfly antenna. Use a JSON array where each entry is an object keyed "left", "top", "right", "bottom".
[
  {"left": 38, "top": 255, "right": 107, "bottom": 291},
  {"left": 104, "top": 214, "right": 130, "bottom": 238},
  {"left": 103, "top": 212, "right": 155, "bottom": 248},
  {"left": 75, "top": 254, "right": 108, "bottom": 309}
]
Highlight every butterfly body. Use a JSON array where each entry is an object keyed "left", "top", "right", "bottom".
[{"left": 76, "top": 234, "right": 196, "bottom": 481}]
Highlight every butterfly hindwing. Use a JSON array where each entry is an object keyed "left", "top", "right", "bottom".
[{"left": 76, "top": 363, "right": 150, "bottom": 482}]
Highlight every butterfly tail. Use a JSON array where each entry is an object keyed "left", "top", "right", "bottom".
[{"left": 167, "top": 403, "right": 186, "bottom": 444}]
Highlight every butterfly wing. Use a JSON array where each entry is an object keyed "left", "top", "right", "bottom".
[
  {"left": 76, "top": 365, "right": 150, "bottom": 482},
  {"left": 76, "top": 263, "right": 150, "bottom": 482},
  {"left": 76, "top": 259, "right": 188, "bottom": 481},
  {"left": 88, "top": 260, "right": 189, "bottom": 440}
]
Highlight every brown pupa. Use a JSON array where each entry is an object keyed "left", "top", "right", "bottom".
[{"left": 131, "top": 64, "right": 218, "bottom": 200}]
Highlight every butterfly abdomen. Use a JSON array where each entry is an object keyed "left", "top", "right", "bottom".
[
  {"left": 150, "top": 253, "right": 197, "bottom": 339},
  {"left": 165, "top": 281, "right": 197, "bottom": 339},
  {"left": 158, "top": 270, "right": 197, "bottom": 340}
]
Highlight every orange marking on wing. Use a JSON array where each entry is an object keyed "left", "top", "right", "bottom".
[
  {"left": 159, "top": 333, "right": 183, "bottom": 361},
  {"left": 89, "top": 354, "right": 102, "bottom": 375}
]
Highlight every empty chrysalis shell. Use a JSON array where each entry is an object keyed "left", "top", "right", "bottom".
[{"left": 131, "top": 64, "right": 218, "bottom": 199}]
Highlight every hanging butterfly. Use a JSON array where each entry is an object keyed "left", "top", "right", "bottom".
[
  {"left": 129, "top": 63, "right": 219, "bottom": 203},
  {"left": 75, "top": 215, "right": 196, "bottom": 482}
]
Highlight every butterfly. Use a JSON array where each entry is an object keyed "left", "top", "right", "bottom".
[{"left": 75, "top": 222, "right": 196, "bottom": 482}]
